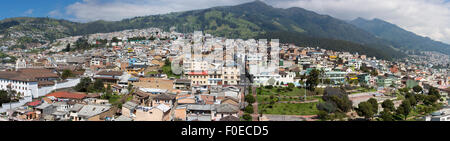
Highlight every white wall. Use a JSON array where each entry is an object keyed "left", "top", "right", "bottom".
[
  {"left": 0, "top": 96, "right": 32, "bottom": 113},
  {"left": 0, "top": 78, "right": 80, "bottom": 113}
]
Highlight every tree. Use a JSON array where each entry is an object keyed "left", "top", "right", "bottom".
[
  {"left": 0, "top": 90, "right": 10, "bottom": 104},
  {"left": 245, "top": 94, "right": 255, "bottom": 104},
  {"left": 417, "top": 105, "right": 434, "bottom": 115},
  {"left": 415, "top": 94, "right": 426, "bottom": 103},
  {"left": 6, "top": 84, "right": 17, "bottom": 107},
  {"left": 356, "top": 101, "right": 375, "bottom": 120},
  {"left": 428, "top": 87, "right": 440, "bottom": 99},
  {"left": 100, "top": 92, "right": 112, "bottom": 100},
  {"left": 74, "top": 37, "right": 90, "bottom": 50},
  {"left": 164, "top": 59, "right": 171, "bottom": 66},
  {"left": 317, "top": 102, "right": 337, "bottom": 113},
  {"left": 407, "top": 94, "right": 417, "bottom": 107},
  {"left": 244, "top": 105, "right": 254, "bottom": 114},
  {"left": 93, "top": 79, "right": 105, "bottom": 92},
  {"left": 61, "top": 69, "right": 73, "bottom": 80},
  {"left": 379, "top": 110, "right": 394, "bottom": 121},
  {"left": 242, "top": 114, "right": 252, "bottom": 121},
  {"left": 367, "top": 98, "right": 379, "bottom": 114},
  {"left": 398, "top": 87, "right": 410, "bottom": 94},
  {"left": 396, "top": 100, "right": 411, "bottom": 120},
  {"left": 327, "top": 95, "right": 352, "bottom": 113},
  {"left": 382, "top": 99, "right": 395, "bottom": 112},
  {"left": 317, "top": 110, "right": 330, "bottom": 121},
  {"left": 106, "top": 84, "right": 112, "bottom": 95},
  {"left": 306, "top": 69, "right": 320, "bottom": 91},
  {"left": 63, "top": 43, "right": 71, "bottom": 52},
  {"left": 424, "top": 95, "right": 438, "bottom": 105},
  {"left": 75, "top": 77, "right": 92, "bottom": 92},
  {"left": 412, "top": 85, "right": 423, "bottom": 93}
]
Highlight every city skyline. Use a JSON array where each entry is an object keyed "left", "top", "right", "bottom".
[{"left": 1, "top": 0, "right": 449, "bottom": 44}]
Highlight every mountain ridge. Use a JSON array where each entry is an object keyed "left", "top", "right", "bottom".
[
  {"left": 0, "top": 1, "right": 408, "bottom": 60},
  {"left": 349, "top": 17, "right": 450, "bottom": 55}
]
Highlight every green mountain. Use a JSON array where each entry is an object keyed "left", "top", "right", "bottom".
[
  {"left": 258, "top": 31, "right": 398, "bottom": 60},
  {"left": 350, "top": 17, "right": 450, "bottom": 55},
  {"left": 0, "top": 1, "right": 406, "bottom": 60}
]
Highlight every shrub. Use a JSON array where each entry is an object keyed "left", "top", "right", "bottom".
[
  {"left": 242, "top": 114, "right": 252, "bottom": 121},
  {"left": 244, "top": 106, "right": 254, "bottom": 114},
  {"left": 245, "top": 94, "right": 255, "bottom": 104},
  {"left": 317, "top": 110, "right": 329, "bottom": 120}
]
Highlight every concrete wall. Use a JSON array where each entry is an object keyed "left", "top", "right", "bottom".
[
  {"left": 36, "top": 78, "right": 80, "bottom": 98},
  {"left": 0, "top": 96, "right": 32, "bottom": 113}
]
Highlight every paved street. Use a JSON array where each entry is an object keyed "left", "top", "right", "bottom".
[
  {"left": 252, "top": 86, "right": 259, "bottom": 121},
  {"left": 261, "top": 115, "right": 317, "bottom": 121}
]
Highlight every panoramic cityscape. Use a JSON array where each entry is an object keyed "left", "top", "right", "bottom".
[{"left": 0, "top": 0, "right": 449, "bottom": 122}]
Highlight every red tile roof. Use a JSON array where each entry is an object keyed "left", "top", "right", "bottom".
[
  {"left": 27, "top": 100, "right": 41, "bottom": 107},
  {"left": 46, "top": 91, "right": 87, "bottom": 100}
]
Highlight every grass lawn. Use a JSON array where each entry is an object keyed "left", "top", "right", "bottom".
[
  {"left": 106, "top": 94, "right": 133, "bottom": 106},
  {"left": 108, "top": 94, "right": 122, "bottom": 104},
  {"left": 162, "top": 64, "right": 180, "bottom": 79},
  {"left": 405, "top": 103, "right": 444, "bottom": 121},
  {"left": 256, "top": 87, "right": 323, "bottom": 115},
  {"left": 259, "top": 102, "right": 319, "bottom": 115},
  {"left": 146, "top": 71, "right": 159, "bottom": 75},
  {"left": 259, "top": 87, "right": 308, "bottom": 96}
]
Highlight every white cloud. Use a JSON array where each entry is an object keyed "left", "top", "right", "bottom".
[
  {"left": 24, "top": 9, "right": 34, "bottom": 15},
  {"left": 49, "top": 10, "right": 63, "bottom": 17},
  {"left": 63, "top": 0, "right": 450, "bottom": 44},
  {"left": 268, "top": 0, "right": 450, "bottom": 44},
  {"left": 65, "top": 0, "right": 252, "bottom": 22}
]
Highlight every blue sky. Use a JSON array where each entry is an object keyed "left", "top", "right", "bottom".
[
  {"left": 0, "top": 0, "right": 449, "bottom": 44},
  {"left": 0, "top": 0, "right": 79, "bottom": 20}
]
